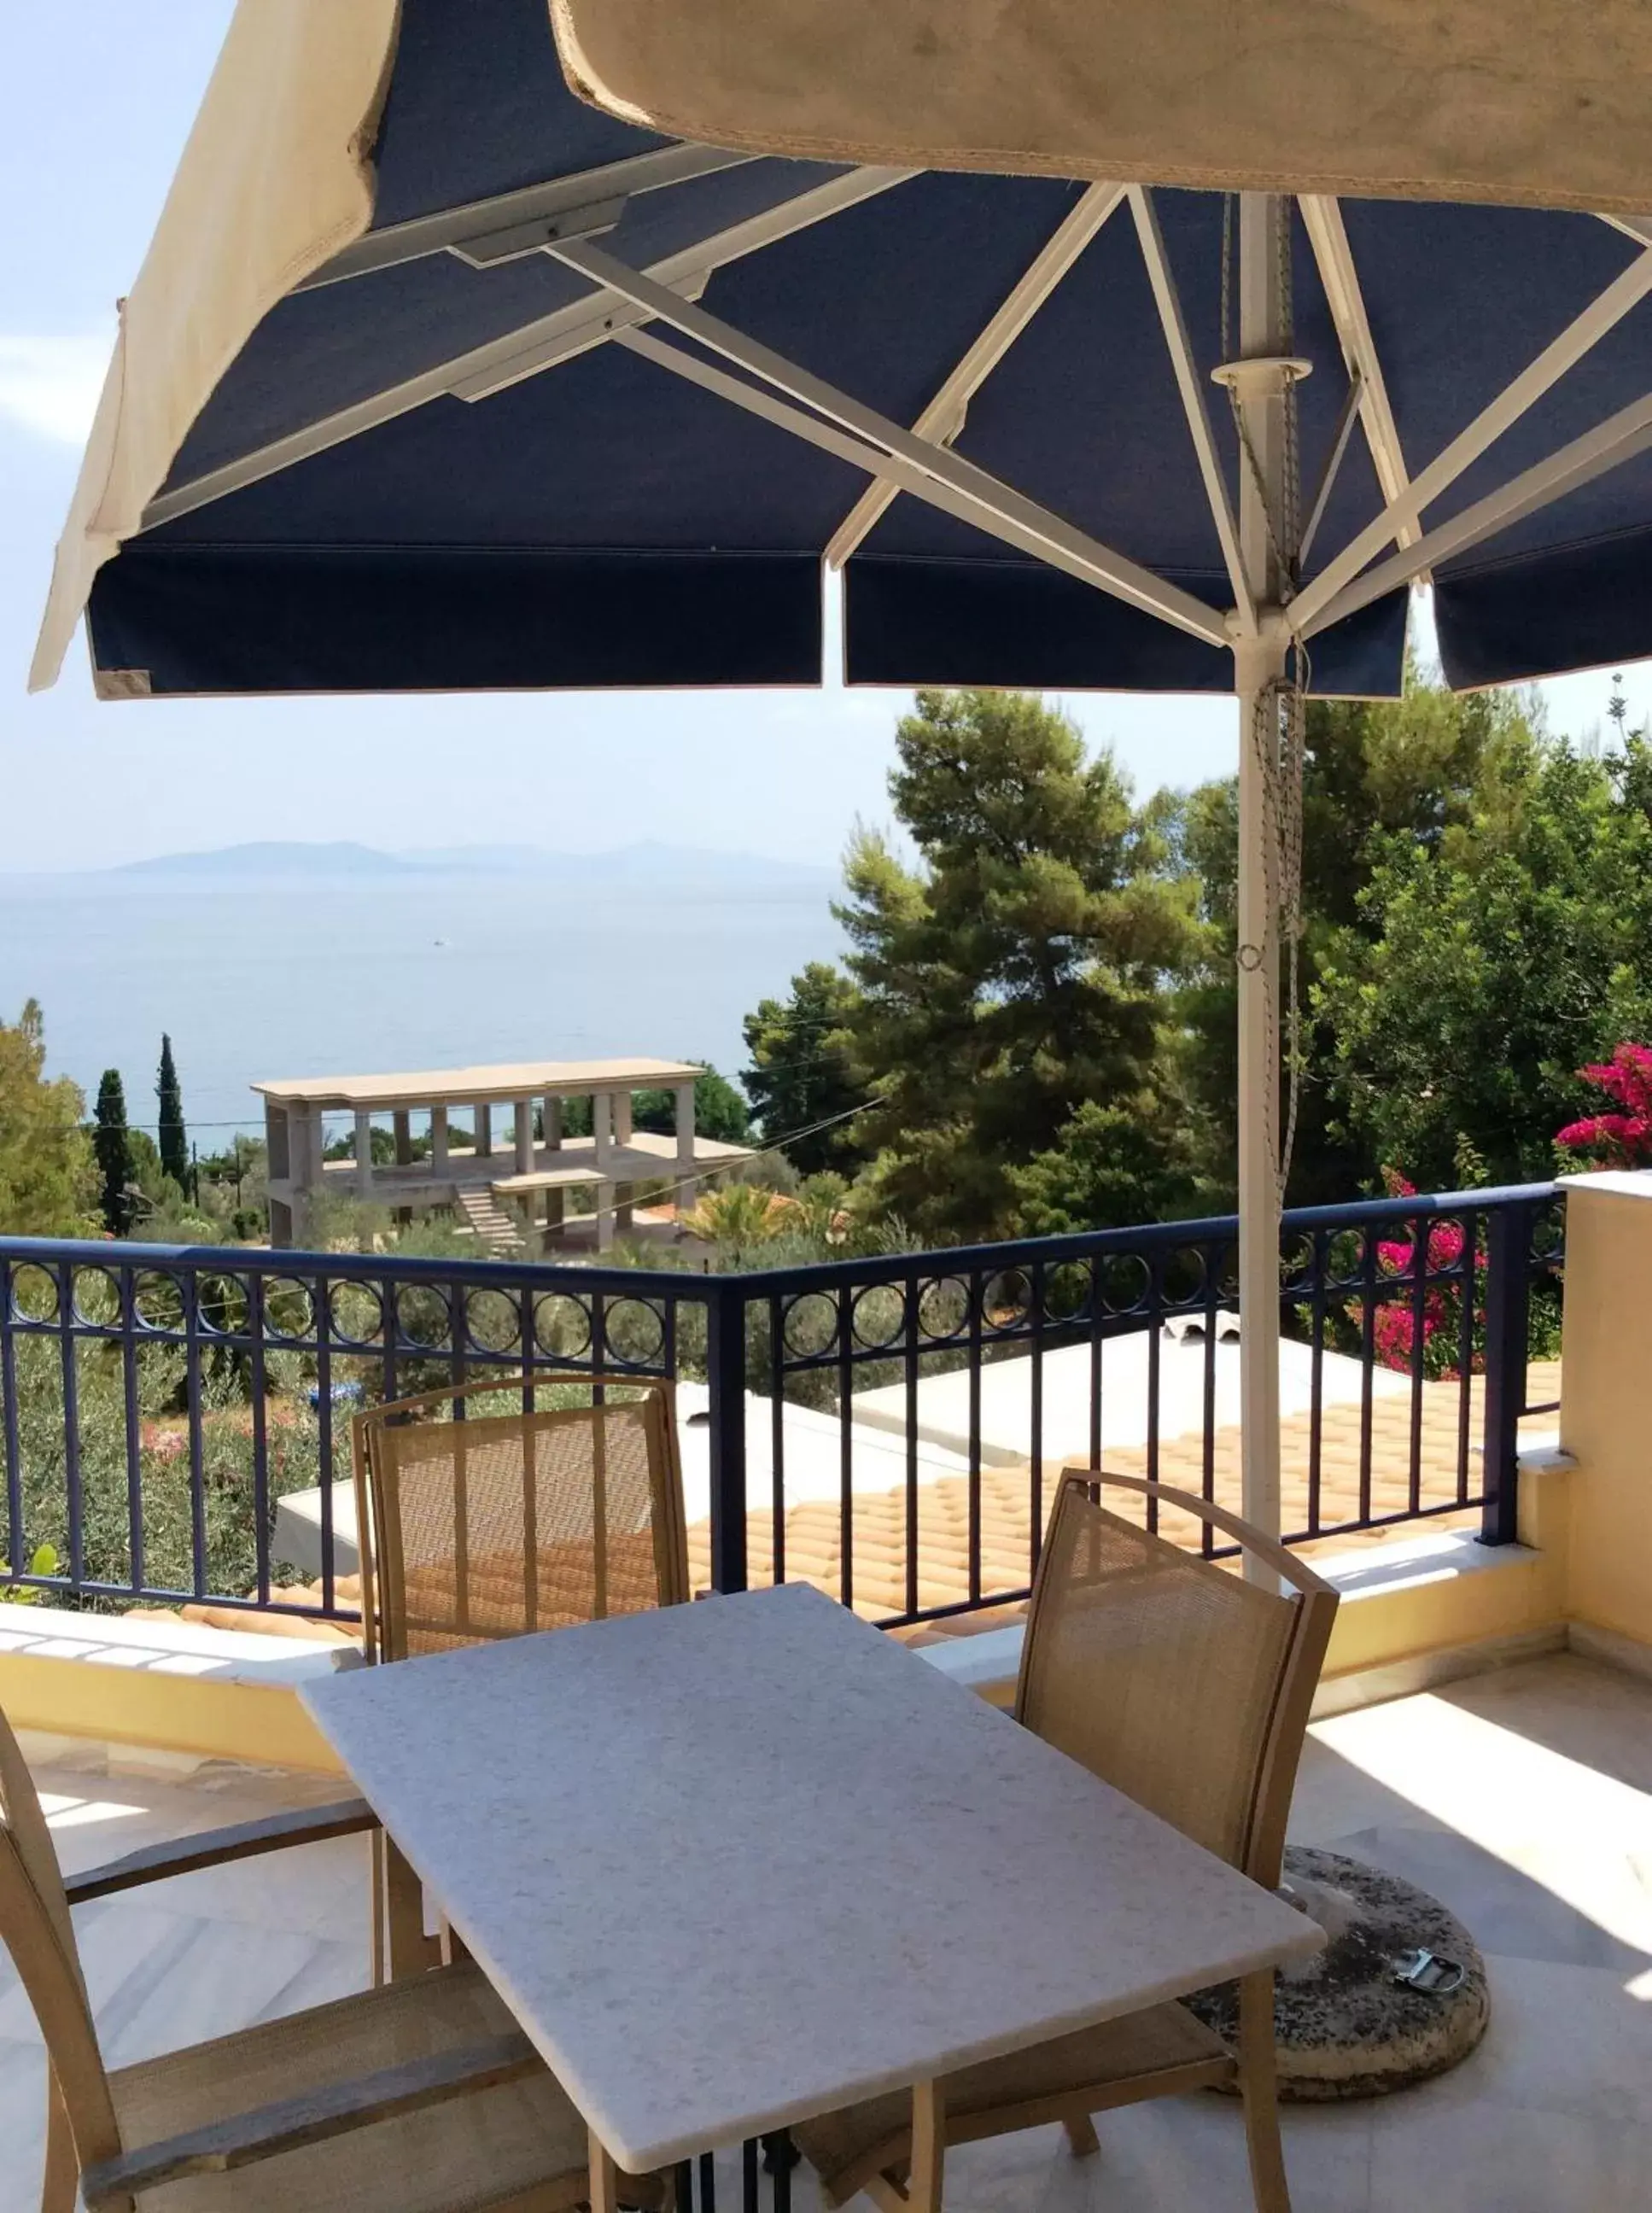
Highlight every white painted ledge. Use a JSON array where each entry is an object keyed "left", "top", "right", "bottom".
[
  {"left": 1314, "top": 1526, "right": 1540, "bottom": 1601},
  {"left": 912, "top": 1526, "right": 1553, "bottom": 1708},
  {"left": 913, "top": 1626, "right": 1024, "bottom": 1702},
  {"left": 1556, "top": 1169, "right": 1652, "bottom": 1200},
  {"left": 0, "top": 1603, "right": 363, "bottom": 1690}
]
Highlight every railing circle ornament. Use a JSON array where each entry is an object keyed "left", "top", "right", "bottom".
[
  {"left": 914, "top": 1276, "right": 970, "bottom": 1343},
  {"left": 533, "top": 1293, "right": 593, "bottom": 1361},
  {"left": 9, "top": 1264, "right": 60, "bottom": 1326},
  {"left": 329, "top": 1280, "right": 386, "bottom": 1352},
  {"left": 602, "top": 1297, "right": 666, "bottom": 1369},
  {"left": 261, "top": 1276, "right": 318, "bottom": 1343},
  {"left": 781, "top": 1291, "right": 841, "bottom": 1361},
  {"left": 464, "top": 1287, "right": 522, "bottom": 1358},
  {"left": 982, "top": 1269, "right": 1033, "bottom": 1334},
  {"left": 392, "top": 1281, "right": 452, "bottom": 1352},
  {"left": 69, "top": 1266, "right": 124, "bottom": 1328},
  {"left": 849, "top": 1282, "right": 906, "bottom": 1352},
  {"left": 1097, "top": 1252, "right": 1152, "bottom": 1318},
  {"left": 132, "top": 1270, "right": 188, "bottom": 1334}
]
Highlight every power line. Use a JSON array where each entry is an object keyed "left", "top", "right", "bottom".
[{"left": 572, "top": 1095, "right": 879, "bottom": 1235}]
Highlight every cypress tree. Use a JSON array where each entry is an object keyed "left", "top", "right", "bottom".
[
  {"left": 156, "top": 1034, "right": 188, "bottom": 1188},
  {"left": 93, "top": 1069, "right": 134, "bottom": 1235}
]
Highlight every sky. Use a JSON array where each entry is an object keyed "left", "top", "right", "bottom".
[{"left": 1, "top": 3, "right": 1643, "bottom": 876}]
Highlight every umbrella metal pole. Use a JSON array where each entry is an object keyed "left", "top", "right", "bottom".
[{"left": 1228, "top": 192, "right": 1296, "bottom": 1571}]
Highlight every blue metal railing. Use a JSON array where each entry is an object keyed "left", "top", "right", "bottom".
[{"left": 0, "top": 1182, "right": 1562, "bottom": 1622}]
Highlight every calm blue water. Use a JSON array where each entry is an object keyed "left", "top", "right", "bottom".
[{"left": 0, "top": 873, "right": 844, "bottom": 1142}]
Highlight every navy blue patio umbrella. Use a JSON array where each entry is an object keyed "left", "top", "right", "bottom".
[{"left": 34, "top": 0, "right": 1652, "bottom": 1539}]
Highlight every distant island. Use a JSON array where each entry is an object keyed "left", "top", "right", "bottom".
[{"left": 101, "top": 840, "right": 834, "bottom": 887}]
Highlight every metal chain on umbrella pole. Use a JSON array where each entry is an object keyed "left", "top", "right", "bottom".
[
  {"left": 1224, "top": 193, "right": 1309, "bottom": 1206},
  {"left": 1245, "top": 664, "right": 1308, "bottom": 1206}
]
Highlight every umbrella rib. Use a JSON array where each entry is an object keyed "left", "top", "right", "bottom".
[
  {"left": 1290, "top": 238, "right": 1652, "bottom": 634},
  {"left": 1298, "top": 196, "right": 1416, "bottom": 549},
  {"left": 1127, "top": 185, "right": 1253, "bottom": 634},
  {"left": 294, "top": 144, "right": 758, "bottom": 290},
  {"left": 138, "top": 168, "right": 911, "bottom": 533},
  {"left": 823, "top": 181, "right": 1126, "bottom": 570},
  {"left": 1299, "top": 390, "right": 1652, "bottom": 637},
  {"left": 553, "top": 237, "right": 1229, "bottom": 647},
  {"left": 616, "top": 324, "right": 1200, "bottom": 613},
  {"left": 1297, "top": 367, "right": 1364, "bottom": 572},
  {"left": 1597, "top": 213, "right": 1652, "bottom": 249}
]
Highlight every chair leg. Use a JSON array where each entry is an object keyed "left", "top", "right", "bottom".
[
  {"left": 41, "top": 2070, "right": 76, "bottom": 2213},
  {"left": 589, "top": 2128, "right": 621, "bottom": 2213},
  {"left": 1064, "top": 2111, "right": 1100, "bottom": 2158},
  {"left": 383, "top": 1834, "right": 441, "bottom": 1979},
  {"left": 910, "top": 2080, "right": 945, "bottom": 2213},
  {"left": 370, "top": 1827, "right": 387, "bottom": 1987},
  {"left": 1236, "top": 1970, "right": 1290, "bottom": 2213}
]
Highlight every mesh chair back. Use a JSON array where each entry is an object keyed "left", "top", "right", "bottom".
[
  {"left": 0, "top": 1701, "right": 120, "bottom": 2163},
  {"left": 355, "top": 1381, "right": 689, "bottom": 1661},
  {"left": 1016, "top": 1471, "right": 1337, "bottom": 1883}
]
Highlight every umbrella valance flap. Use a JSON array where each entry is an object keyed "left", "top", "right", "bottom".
[
  {"left": 29, "top": 0, "right": 400, "bottom": 692},
  {"left": 551, "top": 0, "right": 1652, "bottom": 217}
]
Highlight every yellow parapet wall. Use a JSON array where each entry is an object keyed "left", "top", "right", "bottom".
[
  {"left": 1311, "top": 1531, "right": 1568, "bottom": 1714},
  {"left": 0, "top": 1607, "right": 348, "bottom": 1774},
  {"left": 1556, "top": 1172, "right": 1652, "bottom": 1654}
]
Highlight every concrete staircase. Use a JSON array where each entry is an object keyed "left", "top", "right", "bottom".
[{"left": 457, "top": 1185, "right": 527, "bottom": 1257}]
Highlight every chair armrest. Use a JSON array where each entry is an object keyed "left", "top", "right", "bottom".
[
  {"left": 80, "top": 2032, "right": 537, "bottom": 2205},
  {"left": 64, "top": 1796, "right": 378, "bottom": 1904}
]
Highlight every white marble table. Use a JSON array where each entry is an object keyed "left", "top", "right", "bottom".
[{"left": 301, "top": 1582, "right": 1321, "bottom": 2174}]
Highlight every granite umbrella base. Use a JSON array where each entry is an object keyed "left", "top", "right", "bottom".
[{"left": 1184, "top": 1847, "right": 1489, "bottom": 2101}]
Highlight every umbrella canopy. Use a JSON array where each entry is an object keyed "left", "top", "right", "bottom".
[
  {"left": 33, "top": 0, "right": 1652, "bottom": 1552},
  {"left": 32, "top": 0, "right": 1652, "bottom": 704},
  {"left": 553, "top": 0, "right": 1652, "bottom": 217}
]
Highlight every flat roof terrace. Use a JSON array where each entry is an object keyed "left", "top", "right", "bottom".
[{"left": 254, "top": 1058, "right": 703, "bottom": 1112}]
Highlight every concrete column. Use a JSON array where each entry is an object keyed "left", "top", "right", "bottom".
[
  {"left": 353, "top": 1111, "right": 375, "bottom": 1195},
  {"left": 543, "top": 1095, "right": 563, "bottom": 1151},
  {"left": 593, "top": 1093, "right": 614, "bottom": 1171},
  {"left": 616, "top": 1182, "right": 635, "bottom": 1235},
  {"left": 264, "top": 1102, "right": 291, "bottom": 1182},
  {"left": 393, "top": 1110, "right": 413, "bottom": 1165},
  {"left": 430, "top": 1105, "right": 449, "bottom": 1175},
  {"left": 613, "top": 1091, "right": 633, "bottom": 1143},
  {"left": 544, "top": 1187, "right": 565, "bottom": 1250},
  {"left": 476, "top": 1103, "right": 493, "bottom": 1158},
  {"left": 298, "top": 1108, "right": 326, "bottom": 1196},
  {"left": 596, "top": 1180, "right": 616, "bottom": 1252},
  {"left": 513, "top": 1097, "right": 534, "bottom": 1175},
  {"left": 268, "top": 1197, "right": 294, "bottom": 1248},
  {"left": 674, "top": 1082, "right": 697, "bottom": 1179}
]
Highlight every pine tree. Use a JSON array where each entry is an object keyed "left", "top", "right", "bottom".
[
  {"left": 156, "top": 1034, "right": 188, "bottom": 1188},
  {"left": 93, "top": 1070, "right": 135, "bottom": 1235},
  {"left": 838, "top": 689, "right": 1196, "bottom": 1240},
  {"left": 742, "top": 964, "right": 867, "bottom": 1171}
]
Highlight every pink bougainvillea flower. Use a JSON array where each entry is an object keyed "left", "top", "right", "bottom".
[{"left": 1557, "top": 1043, "right": 1652, "bottom": 1170}]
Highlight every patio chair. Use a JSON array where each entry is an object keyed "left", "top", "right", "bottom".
[
  {"left": 0, "top": 1699, "right": 666, "bottom": 2213},
  {"left": 352, "top": 1375, "right": 690, "bottom": 1974},
  {"left": 352, "top": 1375, "right": 689, "bottom": 1661},
  {"left": 794, "top": 1469, "right": 1339, "bottom": 2213}
]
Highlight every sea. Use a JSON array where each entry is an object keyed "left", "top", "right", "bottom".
[{"left": 0, "top": 866, "right": 844, "bottom": 1146}]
